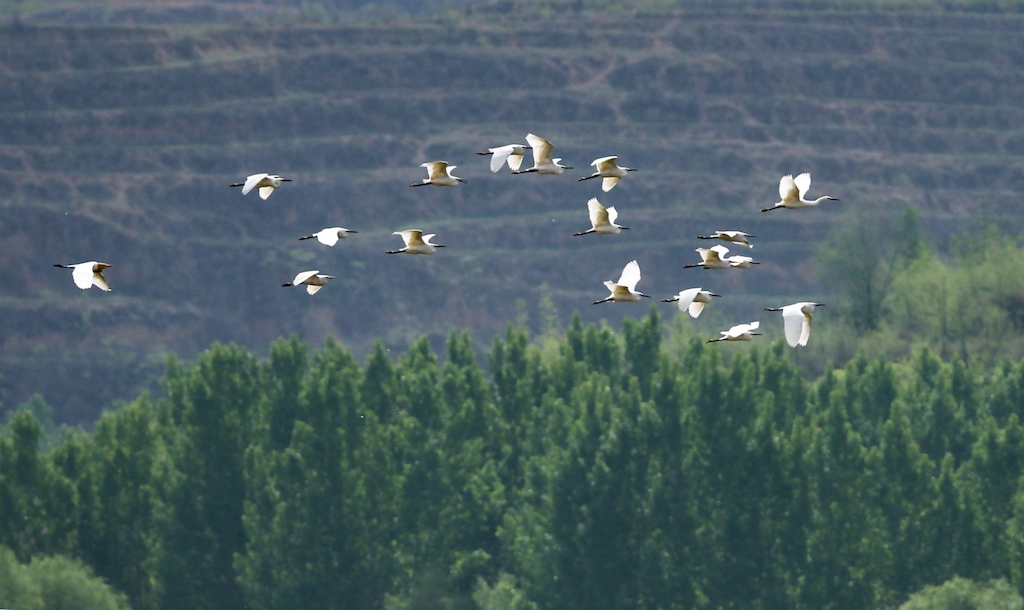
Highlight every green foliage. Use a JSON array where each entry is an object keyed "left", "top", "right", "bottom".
[
  {"left": 0, "top": 545, "right": 129, "bottom": 610},
  {"left": 16, "top": 317, "right": 1024, "bottom": 609},
  {"left": 900, "top": 577, "right": 1023, "bottom": 610}
]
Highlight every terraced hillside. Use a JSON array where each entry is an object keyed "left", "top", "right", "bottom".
[{"left": 2, "top": 7, "right": 1024, "bottom": 423}]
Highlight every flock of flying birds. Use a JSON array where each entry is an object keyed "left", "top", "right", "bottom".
[{"left": 52, "top": 132, "right": 839, "bottom": 348}]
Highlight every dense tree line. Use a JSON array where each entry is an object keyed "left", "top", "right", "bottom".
[{"left": 5, "top": 310, "right": 1024, "bottom": 609}]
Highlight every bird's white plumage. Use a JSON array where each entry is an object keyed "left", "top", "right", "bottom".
[
  {"left": 593, "top": 156, "right": 618, "bottom": 171},
  {"left": 313, "top": 228, "right": 347, "bottom": 246},
  {"left": 671, "top": 287, "right": 712, "bottom": 318},
  {"left": 765, "top": 173, "right": 835, "bottom": 211},
  {"left": 487, "top": 144, "right": 528, "bottom": 172},
  {"left": 237, "top": 173, "right": 287, "bottom": 199},
  {"left": 616, "top": 260, "right": 641, "bottom": 292},
  {"left": 389, "top": 229, "right": 442, "bottom": 254},
  {"left": 422, "top": 161, "right": 450, "bottom": 180},
  {"left": 59, "top": 261, "right": 112, "bottom": 291},
  {"left": 395, "top": 230, "right": 425, "bottom": 247},
  {"left": 772, "top": 302, "right": 820, "bottom": 347},
  {"left": 307, "top": 284, "right": 324, "bottom": 295},
  {"left": 526, "top": 134, "right": 553, "bottom": 165},
  {"left": 702, "top": 230, "right": 754, "bottom": 248},
  {"left": 793, "top": 173, "right": 811, "bottom": 198},
  {"left": 242, "top": 173, "right": 267, "bottom": 195},
  {"left": 588, "top": 197, "right": 609, "bottom": 227},
  {"left": 715, "top": 321, "right": 761, "bottom": 341},
  {"left": 292, "top": 270, "right": 320, "bottom": 286},
  {"left": 779, "top": 174, "right": 798, "bottom": 202}
]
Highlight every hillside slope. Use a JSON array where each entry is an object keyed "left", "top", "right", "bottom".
[{"left": 2, "top": 7, "right": 1024, "bottom": 422}]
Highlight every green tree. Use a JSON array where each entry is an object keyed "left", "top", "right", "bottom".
[{"left": 900, "top": 576, "right": 1023, "bottom": 610}]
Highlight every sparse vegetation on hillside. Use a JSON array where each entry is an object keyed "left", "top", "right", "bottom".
[{"left": 3, "top": 5, "right": 1024, "bottom": 422}]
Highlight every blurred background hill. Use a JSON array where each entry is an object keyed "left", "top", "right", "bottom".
[{"left": 3, "top": 0, "right": 1024, "bottom": 423}]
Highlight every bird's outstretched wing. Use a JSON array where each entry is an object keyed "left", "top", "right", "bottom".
[
  {"left": 780, "top": 306, "right": 805, "bottom": 347},
  {"left": 71, "top": 265, "right": 94, "bottom": 290},
  {"left": 606, "top": 206, "right": 618, "bottom": 226},
  {"left": 422, "top": 161, "right": 447, "bottom": 180},
  {"left": 316, "top": 229, "right": 341, "bottom": 247},
  {"left": 602, "top": 177, "right": 620, "bottom": 192},
  {"left": 242, "top": 173, "right": 267, "bottom": 195},
  {"left": 794, "top": 173, "right": 812, "bottom": 199},
  {"left": 674, "top": 287, "right": 701, "bottom": 314},
  {"left": 489, "top": 146, "right": 513, "bottom": 172},
  {"left": 91, "top": 270, "right": 111, "bottom": 291},
  {"left": 587, "top": 198, "right": 607, "bottom": 227},
  {"left": 507, "top": 148, "right": 526, "bottom": 172},
  {"left": 617, "top": 260, "right": 641, "bottom": 292},
  {"left": 526, "top": 134, "right": 553, "bottom": 165},
  {"left": 394, "top": 230, "right": 423, "bottom": 246},
  {"left": 306, "top": 284, "right": 324, "bottom": 296},
  {"left": 421, "top": 234, "right": 437, "bottom": 246},
  {"left": 258, "top": 186, "right": 275, "bottom": 200},
  {"left": 593, "top": 156, "right": 617, "bottom": 170},
  {"left": 292, "top": 270, "right": 319, "bottom": 286},
  {"left": 779, "top": 175, "right": 798, "bottom": 202}
]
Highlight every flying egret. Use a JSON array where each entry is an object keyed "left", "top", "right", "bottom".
[
  {"left": 410, "top": 161, "right": 466, "bottom": 187},
  {"left": 298, "top": 227, "right": 357, "bottom": 246},
  {"left": 761, "top": 173, "right": 838, "bottom": 212},
  {"left": 661, "top": 287, "right": 721, "bottom": 318},
  {"left": 697, "top": 230, "right": 755, "bottom": 248},
  {"left": 573, "top": 198, "right": 629, "bottom": 236},
  {"left": 578, "top": 156, "right": 636, "bottom": 191},
  {"left": 53, "top": 261, "right": 114, "bottom": 291},
  {"left": 765, "top": 302, "right": 825, "bottom": 347},
  {"left": 282, "top": 270, "right": 335, "bottom": 295},
  {"left": 229, "top": 173, "right": 291, "bottom": 200},
  {"left": 514, "top": 133, "right": 572, "bottom": 175},
  {"left": 707, "top": 321, "right": 762, "bottom": 343},
  {"left": 593, "top": 260, "right": 650, "bottom": 304},
  {"left": 725, "top": 253, "right": 760, "bottom": 268},
  {"left": 386, "top": 229, "right": 445, "bottom": 254},
  {"left": 683, "top": 245, "right": 731, "bottom": 269},
  {"left": 477, "top": 144, "right": 531, "bottom": 173}
]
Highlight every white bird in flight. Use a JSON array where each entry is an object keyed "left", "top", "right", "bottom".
[
  {"left": 697, "top": 230, "right": 755, "bottom": 248},
  {"left": 229, "top": 173, "right": 291, "bottom": 200},
  {"left": 684, "top": 245, "right": 760, "bottom": 269},
  {"left": 725, "top": 253, "right": 760, "bottom": 268},
  {"left": 53, "top": 261, "right": 114, "bottom": 291},
  {"left": 515, "top": 133, "right": 572, "bottom": 175},
  {"left": 578, "top": 156, "right": 636, "bottom": 191},
  {"left": 573, "top": 198, "right": 629, "bottom": 236},
  {"left": 386, "top": 229, "right": 445, "bottom": 254},
  {"left": 477, "top": 144, "right": 531, "bottom": 173},
  {"left": 708, "top": 321, "right": 762, "bottom": 343},
  {"left": 683, "top": 245, "right": 731, "bottom": 269},
  {"left": 410, "top": 161, "right": 466, "bottom": 187},
  {"left": 765, "top": 302, "right": 825, "bottom": 347},
  {"left": 282, "top": 270, "right": 335, "bottom": 295},
  {"left": 298, "top": 227, "right": 357, "bottom": 246},
  {"left": 593, "top": 260, "right": 650, "bottom": 304},
  {"left": 662, "top": 287, "right": 721, "bottom": 318},
  {"left": 762, "top": 173, "right": 838, "bottom": 212}
]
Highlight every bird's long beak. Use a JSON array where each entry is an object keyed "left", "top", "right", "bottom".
[
  {"left": 620, "top": 226, "right": 630, "bottom": 230},
  {"left": 348, "top": 230, "right": 358, "bottom": 234},
  {"left": 458, "top": 178, "right": 468, "bottom": 183},
  {"left": 661, "top": 298, "right": 676, "bottom": 302},
  {"left": 282, "top": 179, "right": 292, "bottom": 182},
  {"left": 627, "top": 168, "right": 637, "bottom": 172},
  {"left": 816, "top": 303, "right": 826, "bottom": 306},
  {"left": 640, "top": 293, "right": 651, "bottom": 298},
  {"left": 710, "top": 293, "right": 722, "bottom": 297}
]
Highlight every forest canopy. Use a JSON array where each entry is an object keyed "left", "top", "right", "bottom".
[{"left": 6, "top": 308, "right": 1024, "bottom": 609}]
